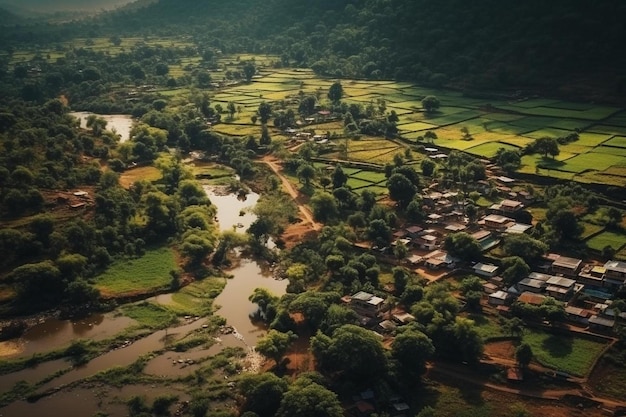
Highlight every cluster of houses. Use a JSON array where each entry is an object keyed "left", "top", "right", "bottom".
[
  {"left": 347, "top": 172, "right": 626, "bottom": 335},
  {"left": 484, "top": 258, "right": 626, "bottom": 332}
]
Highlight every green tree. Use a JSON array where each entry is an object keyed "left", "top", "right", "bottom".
[
  {"left": 256, "top": 330, "right": 297, "bottom": 366},
  {"left": 276, "top": 382, "right": 343, "bottom": 417},
  {"left": 444, "top": 232, "right": 482, "bottom": 262},
  {"left": 331, "top": 165, "right": 348, "bottom": 189},
  {"left": 311, "top": 324, "right": 387, "bottom": 381},
  {"left": 328, "top": 81, "right": 343, "bottom": 103},
  {"left": 297, "top": 163, "right": 316, "bottom": 186},
  {"left": 310, "top": 192, "right": 339, "bottom": 223},
  {"left": 421, "top": 95, "right": 440, "bottom": 113},
  {"left": 258, "top": 102, "right": 272, "bottom": 124},
  {"left": 391, "top": 329, "right": 435, "bottom": 380},
  {"left": 243, "top": 61, "right": 256, "bottom": 82},
  {"left": 533, "top": 136, "right": 560, "bottom": 159},
  {"left": 238, "top": 372, "right": 288, "bottom": 417},
  {"left": 502, "top": 234, "right": 547, "bottom": 263},
  {"left": 501, "top": 256, "right": 530, "bottom": 285},
  {"left": 387, "top": 173, "right": 416, "bottom": 207},
  {"left": 420, "top": 158, "right": 436, "bottom": 176}
]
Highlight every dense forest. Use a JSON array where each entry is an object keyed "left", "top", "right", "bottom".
[{"left": 2, "top": 0, "right": 626, "bottom": 104}]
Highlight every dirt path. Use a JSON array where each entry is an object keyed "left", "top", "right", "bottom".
[{"left": 261, "top": 155, "right": 322, "bottom": 232}]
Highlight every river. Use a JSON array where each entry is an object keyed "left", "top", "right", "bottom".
[
  {"left": 0, "top": 183, "right": 287, "bottom": 416},
  {"left": 69, "top": 111, "right": 134, "bottom": 142}
]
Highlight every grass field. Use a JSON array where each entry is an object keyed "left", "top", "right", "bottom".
[
  {"left": 522, "top": 329, "right": 607, "bottom": 376},
  {"left": 121, "top": 302, "right": 178, "bottom": 329},
  {"left": 586, "top": 231, "right": 626, "bottom": 251},
  {"left": 118, "top": 166, "right": 162, "bottom": 188},
  {"left": 95, "top": 247, "right": 177, "bottom": 297}
]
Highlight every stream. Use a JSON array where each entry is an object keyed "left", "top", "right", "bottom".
[{"left": 0, "top": 183, "right": 287, "bottom": 416}]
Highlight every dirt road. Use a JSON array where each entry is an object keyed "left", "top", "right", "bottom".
[{"left": 261, "top": 155, "right": 322, "bottom": 232}]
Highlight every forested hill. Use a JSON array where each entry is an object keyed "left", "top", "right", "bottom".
[
  {"left": 5, "top": 0, "right": 626, "bottom": 104},
  {"left": 106, "top": 0, "right": 626, "bottom": 104}
]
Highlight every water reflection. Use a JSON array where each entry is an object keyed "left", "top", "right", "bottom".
[{"left": 69, "top": 111, "right": 134, "bottom": 142}]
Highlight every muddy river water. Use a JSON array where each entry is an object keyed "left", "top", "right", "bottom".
[
  {"left": 69, "top": 111, "right": 134, "bottom": 142},
  {"left": 0, "top": 185, "right": 287, "bottom": 416}
]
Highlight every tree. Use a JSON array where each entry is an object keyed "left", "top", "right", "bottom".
[
  {"left": 258, "top": 102, "right": 272, "bottom": 124},
  {"left": 515, "top": 343, "right": 533, "bottom": 370},
  {"left": 297, "top": 163, "right": 316, "bottom": 186},
  {"left": 421, "top": 95, "right": 440, "bottom": 113},
  {"left": 331, "top": 165, "right": 348, "bottom": 189},
  {"left": 367, "top": 219, "right": 391, "bottom": 247},
  {"left": 421, "top": 158, "right": 436, "bottom": 176},
  {"left": 180, "top": 229, "right": 217, "bottom": 266},
  {"left": 502, "top": 234, "right": 547, "bottom": 263},
  {"left": 391, "top": 330, "right": 435, "bottom": 380},
  {"left": 256, "top": 330, "right": 297, "bottom": 366},
  {"left": 276, "top": 382, "right": 343, "bottom": 417},
  {"left": 243, "top": 61, "right": 256, "bottom": 82},
  {"left": 423, "top": 130, "right": 437, "bottom": 143},
  {"left": 444, "top": 232, "right": 482, "bottom": 262},
  {"left": 501, "top": 256, "right": 530, "bottom": 285},
  {"left": 392, "top": 267, "right": 409, "bottom": 295},
  {"left": 109, "top": 35, "right": 122, "bottom": 46},
  {"left": 311, "top": 324, "right": 387, "bottom": 381},
  {"left": 238, "top": 372, "right": 288, "bottom": 417},
  {"left": 310, "top": 192, "right": 339, "bottom": 223},
  {"left": 387, "top": 173, "right": 416, "bottom": 207},
  {"left": 533, "top": 136, "right": 560, "bottom": 159},
  {"left": 328, "top": 81, "right": 343, "bottom": 103},
  {"left": 495, "top": 148, "right": 522, "bottom": 173},
  {"left": 260, "top": 125, "right": 272, "bottom": 146},
  {"left": 227, "top": 102, "right": 236, "bottom": 120}
]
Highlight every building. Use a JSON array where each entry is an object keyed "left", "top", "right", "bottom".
[
  {"left": 473, "top": 263, "right": 499, "bottom": 278},
  {"left": 504, "top": 223, "right": 532, "bottom": 235},
  {"left": 349, "top": 291, "right": 385, "bottom": 318},
  {"left": 488, "top": 290, "right": 509, "bottom": 306},
  {"left": 517, "top": 278, "right": 546, "bottom": 293},
  {"left": 489, "top": 199, "right": 524, "bottom": 214},
  {"left": 604, "top": 260, "right": 626, "bottom": 287},
  {"left": 551, "top": 255, "right": 583, "bottom": 277},
  {"left": 564, "top": 306, "right": 590, "bottom": 324},
  {"left": 423, "top": 250, "right": 458, "bottom": 270},
  {"left": 545, "top": 276, "right": 577, "bottom": 300},
  {"left": 483, "top": 214, "right": 515, "bottom": 231},
  {"left": 578, "top": 264, "right": 605, "bottom": 287},
  {"left": 471, "top": 229, "right": 500, "bottom": 252},
  {"left": 415, "top": 234, "right": 438, "bottom": 250}
]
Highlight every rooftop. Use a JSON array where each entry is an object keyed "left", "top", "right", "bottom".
[
  {"left": 484, "top": 214, "right": 514, "bottom": 224},
  {"left": 474, "top": 263, "right": 499, "bottom": 274},
  {"left": 604, "top": 260, "right": 626, "bottom": 274},
  {"left": 552, "top": 256, "right": 583, "bottom": 270},
  {"left": 546, "top": 276, "right": 576, "bottom": 288},
  {"left": 518, "top": 292, "right": 546, "bottom": 305}
]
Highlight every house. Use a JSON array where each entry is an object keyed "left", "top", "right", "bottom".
[
  {"left": 423, "top": 250, "right": 458, "bottom": 270},
  {"left": 545, "top": 276, "right": 577, "bottom": 300},
  {"left": 404, "top": 225, "right": 423, "bottom": 239},
  {"left": 578, "top": 264, "right": 605, "bottom": 287},
  {"left": 415, "top": 234, "right": 438, "bottom": 250},
  {"left": 551, "top": 255, "right": 583, "bottom": 277},
  {"left": 588, "top": 315, "right": 615, "bottom": 332},
  {"left": 603, "top": 260, "right": 626, "bottom": 286},
  {"left": 471, "top": 229, "right": 500, "bottom": 251},
  {"left": 488, "top": 290, "right": 509, "bottom": 306},
  {"left": 483, "top": 282, "right": 499, "bottom": 294},
  {"left": 564, "top": 306, "right": 590, "bottom": 324},
  {"left": 489, "top": 199, "right": 524, "bottom": 214},
  {"left": 517, "top": 278, "right": 546, "bottom": 293},
  {"left": 473, "top": 263, "right": 499, "bottom": 278},
  {"left": 406, "top": 254, "right": 424, "bottom": 266},
  {"left": 484, "top": 214, "right": 515, "bottom": 231},
  {"left": 504, "top": 223, "right": 532, "bottom": 235},
  {"left": 349, "top": 291, "right": 385, "bottom": 318}
]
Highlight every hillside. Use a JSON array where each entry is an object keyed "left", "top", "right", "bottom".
[{"left": 100, "top": 0, "right": 626, "bottom": 105}]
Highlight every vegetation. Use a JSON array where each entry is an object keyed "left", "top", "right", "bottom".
[{"left": 0, "top": 1, "right": 625, "bottom": 416}]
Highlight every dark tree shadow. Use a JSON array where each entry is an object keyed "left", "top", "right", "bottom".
[{"left": 541, "top": 334, "right": 573, "bottom": 358}]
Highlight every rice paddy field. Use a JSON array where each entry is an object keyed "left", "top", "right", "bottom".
[{"left": 202, "top": 65, "right": 626, "bottom": 187}]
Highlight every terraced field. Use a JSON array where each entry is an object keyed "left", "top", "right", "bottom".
[{"left": 209, "top": 65, "right": 625, "bottom": 187}]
